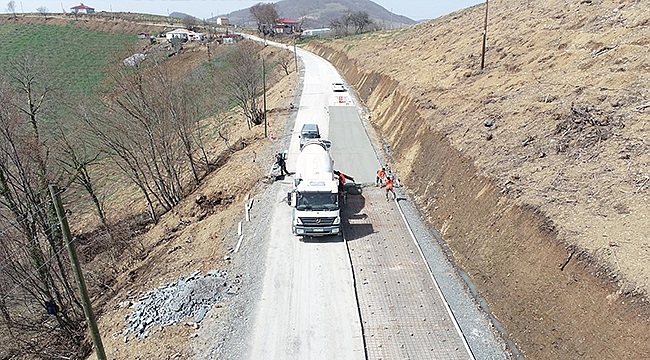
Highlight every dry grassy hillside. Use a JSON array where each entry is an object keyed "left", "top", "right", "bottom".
[
  {"left": 306, "top": 0, "right": 649, "bottom": 358},
  {"left": 317, "top": 0, "right": 649, "bottom": 292}
]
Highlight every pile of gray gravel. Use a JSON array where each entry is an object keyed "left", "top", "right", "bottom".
[{"left": 124, "top": 270, "right": 230, "bottom": 339}]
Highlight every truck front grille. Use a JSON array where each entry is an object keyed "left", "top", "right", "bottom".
[{"left": 300, "top": 217, "right": 336, "bottom": 226}]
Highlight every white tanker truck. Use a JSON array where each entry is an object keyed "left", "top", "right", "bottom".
[{"left": 288, "top": 139, "right": 341, "bottom": 237}]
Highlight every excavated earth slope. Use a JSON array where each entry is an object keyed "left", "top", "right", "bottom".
[{"left": 306, "top": 0, "right": 649, "bottom": 358}]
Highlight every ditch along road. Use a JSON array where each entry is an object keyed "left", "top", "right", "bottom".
[{"left": 244, "top": 38, "right": 510, "bottom": 359}]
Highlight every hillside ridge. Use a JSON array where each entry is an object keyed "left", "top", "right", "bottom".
[{"left": 226, "top": 0, "right": 416, "bottom": 29}]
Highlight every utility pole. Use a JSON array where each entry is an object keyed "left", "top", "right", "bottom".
[
  {"left": 262, "top": 58, "right": 267, "bottom": 138},
  {"left": 49, "top": 185, "right": 107, "bottom": 360},
  {"left": 293, "top": 36, "right": 298, "bottom": 75},
  {"left": 481, "top": 0, "right": 489, "bottom": 70}
]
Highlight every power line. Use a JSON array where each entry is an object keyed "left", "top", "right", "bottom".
[
  {"left": 0, "top": 243, "right": 70, "bottom": 302},
  {"left": 0, "top": 187, "right": 77, "bottom": 301}
]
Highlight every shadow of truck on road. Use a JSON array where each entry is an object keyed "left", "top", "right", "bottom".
[{"left": 341, "top": 186, "right": 374, "bottom": 241}]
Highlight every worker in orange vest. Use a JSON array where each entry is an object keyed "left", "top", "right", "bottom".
[
  {"left": 385, "top": 176, "right": 396, "bottom": 201},
  {"left": 376, "top": 167, "right": 386, "bottom": 186}
]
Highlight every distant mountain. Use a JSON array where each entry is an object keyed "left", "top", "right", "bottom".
[
  {"left": 224, "top": 0, "right": 416, "bottom": 29},
  {"left": 169, "top": 12, "right": 198, "bottom": 20}
]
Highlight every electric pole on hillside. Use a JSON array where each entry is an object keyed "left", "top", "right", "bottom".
[
  {"left": 293, "top": 36, "right": 298, "bottom": 76},
  {"left": 49, "top": 185, "right": 107, "bottom": 360},
  {"left": 481, "top": 0, "right": 489, "bottom": 70},
  {"left": 263, "top": 58, "right": 268, "bottom": 138}
]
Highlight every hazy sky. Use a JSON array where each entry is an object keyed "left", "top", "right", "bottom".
[{"left": 4, "top": 1, "right": 484, "bottom": 21}]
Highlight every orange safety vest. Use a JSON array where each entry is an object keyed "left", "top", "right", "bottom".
[
  {"left": 377, "top": 169, "right": 385, "bottom": 178},
  {"left": 339, "top": 173, "right": 346, "bottom": 185},
  {"left": 385, "top": 179, "right": 394, "bottom": 190}
]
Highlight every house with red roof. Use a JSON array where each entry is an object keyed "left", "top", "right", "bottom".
[
  {"left": 70, "top": 3, "right": 95, "bottom": 15},
  {"left": 275, "top": 18, "right": 301, "bottom": 34}
]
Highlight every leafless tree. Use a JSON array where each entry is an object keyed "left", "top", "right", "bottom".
[
  {"left": 219, "top": 41, "right": 265, "bottom": 129},
  {"left": 331, "top": 11, "right": 373, "bottom": 36},
  {"left": 0, "top": 54, "right": 86, "bottom": 357},
  {"left": 84, "top": 60, "right": 220, "bottom": 222},
  {"left": 6, "top": 1, "right": 16, "bottom": 19},
  {"left": 183, "top": 15, "right": 197, "bottom": 30},
  {"left": 277, "top": 52, "right": 292, "bottom": 75},
  {"left": 36, "top": 6, "right": 47, "bottom": 19},
  {"left": 250, "top": 3, "right": 278, "bottom": 36},
  {"left": 349, "top": 11, "right": 372, "bottom": 34},
  {"left": 56, "top": 127, "right": 106, "bottom": 225}
]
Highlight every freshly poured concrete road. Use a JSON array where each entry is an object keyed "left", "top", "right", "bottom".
[
  {"left": 246, "top": 37, "right": 507, "bottom": 360},
  {"left": 248, "top": 42, "right": 365, "bottom": 360}
]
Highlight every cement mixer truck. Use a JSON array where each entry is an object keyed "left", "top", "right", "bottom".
[{"left": 288, "top": 139, "right": 340, "bottom": 237}]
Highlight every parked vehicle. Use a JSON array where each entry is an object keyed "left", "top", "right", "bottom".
[
  {"left": 331, "top": 82, "right": 346, "bottom": 92},
  {"left": 299, "top": 123, "right": 321, "bottom": 149}
]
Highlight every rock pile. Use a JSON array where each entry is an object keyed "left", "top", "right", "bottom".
[{"left": 124, "top": 270, "right": 229, "bottom": 339}]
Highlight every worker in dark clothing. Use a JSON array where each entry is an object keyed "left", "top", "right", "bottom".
[{"left": 275, "top": 152, "right": 290, "bottom": 177}]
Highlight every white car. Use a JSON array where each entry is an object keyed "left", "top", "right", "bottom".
[{"left": 331, "top": 82, "right": 346, "bottom": 92}]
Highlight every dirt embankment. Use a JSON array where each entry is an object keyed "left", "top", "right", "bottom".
[
  {"left": 0, "top": 13, "right": 176, "bottom": 34},
  {"left": 305, "top": 0, "right": 649, "bottom": 358}
]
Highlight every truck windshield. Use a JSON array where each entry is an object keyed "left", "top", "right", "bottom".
[{"left": 296, "top": 192, "right": 338, "bottom": 211}]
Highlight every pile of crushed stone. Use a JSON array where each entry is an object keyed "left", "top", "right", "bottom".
[{"left": 124, "top": 270, "right": 231, "bottom": 339}]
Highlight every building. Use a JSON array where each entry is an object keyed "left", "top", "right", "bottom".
[
  {"left": 219, "top": 33, "right": 243, "bottom": 45},
  {"left": 216, "top": 17, "right": 229, "bottom": 26},
  {"left": 70, "top": 3, "right": 95, "bottom": 14},
  {"left": 165, "top": 28, "right": 205, "bottom": 42},
  {"left": 274, "top": 18, "right": 301, "bottom": 34},
  {"left": 303, "top": 28, "right": 331, "bottom": 37}
]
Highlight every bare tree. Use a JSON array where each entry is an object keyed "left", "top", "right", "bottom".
[
  {"left": 349, "top": 11, "right": 372, "bottom": 34},
  {"left": 36, "top": 6, "right": 48, "bottom": 19},
  {"left": 330, "top": 18, "right": 348, "bottom": 36},
  {"left": 84, "top": 60, "right": 220, "bottom": 222},
  {"left": 0, "top": 54, "right": 87, "bottom": 358},
  {"left": 277, "top": 52, "right": 292, "bottom": 75},
  {"left": 250, "top": 3, "right": 278, "bottom": 36},
  {"left": 6, "top": 1, "right": 16, "bottom": 19},
  {"left": 331, "top": 11, "right": 373, "bottom": 36},
  {"left": 183, "top": 15, "right": 197, "bottom": 30},
  {"left": 56, "top": 127, "right": 106, "bottom": 225},
  {"left": 219, "top": 41, "right": 265, "bottom": 129}
]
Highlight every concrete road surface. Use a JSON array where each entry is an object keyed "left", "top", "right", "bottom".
[
  {"left": 329, "top": 106, "right": 381, "bottom": 184},
  {"left": 247, "top": 42, "right": 365, "bottom": 360}
]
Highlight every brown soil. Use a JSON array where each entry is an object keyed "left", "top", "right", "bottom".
[{"left": 304, "top": 0, "right": 649, "bottom": 358}]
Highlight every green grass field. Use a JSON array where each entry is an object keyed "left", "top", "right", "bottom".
[{"left": 0, "top": 23, "right": 137, "bottom": 94}]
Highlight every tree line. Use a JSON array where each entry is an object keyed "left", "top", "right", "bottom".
[
  {"left": 0, "top": 39, "right": 290, "bottom": 358},
  {"left": 249, "top": 3, "right": 375, "bottom": 37}
]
